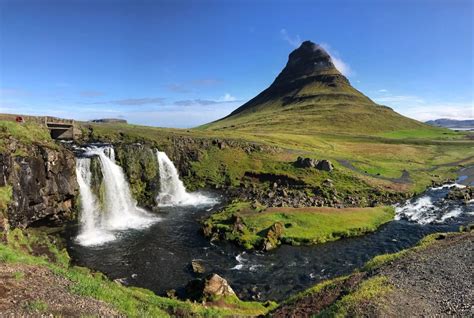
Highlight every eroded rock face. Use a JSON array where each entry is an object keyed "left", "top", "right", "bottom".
[{"left": 0, "top": 145, "right": 78, "bottom": 228}]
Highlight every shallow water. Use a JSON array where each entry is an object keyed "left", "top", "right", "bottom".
[{"left": 66, "top": 189, "right": 473, "bottom": 301}]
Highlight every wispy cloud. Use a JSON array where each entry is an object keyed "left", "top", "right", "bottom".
[
  {"left": 174, "top": 94, "right": 239, "bottom": 107},
  {"left": 166, "top": 83, "right": 191, "bottom": 93},
  {"left": 165, "top": 78, "right": 222, "bottom": 93},
  {"left": 97, "top": 97, "right": 166, "bottom": 106},
  {"left": 280, "top": 29, "right": 302, "bottom": 48},
  {"left": 378, "top": 89, "right": 388, "bottom": 93},
  {"left": 79, "top": 90, "right": 106, "bottom": 97},
  {"left": 320, "top": 43, "right": 352, "bottom": 77},
  {"left": 374, "top": 95, "right": 425, "bottom": 105}
]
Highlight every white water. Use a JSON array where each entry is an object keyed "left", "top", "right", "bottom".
[
  {"left": 156, "top": 150, "right": 216, "bottom": 206},
  {"left": 395, "top": 184, "right": 471, "bottom": 224},
  {"left": 76, "top": 146, "right": 156, "bottom": 246}
]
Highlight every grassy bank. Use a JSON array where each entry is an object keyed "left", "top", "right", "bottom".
[
  {"left": 203, "top": 202, "right": 395, "bottom": 250},
  {"left": 0, "top": 229, "right": 276, "bottom": 317},
  {"left": 272, "top": 231, "right": 472, "bottom": 317}
]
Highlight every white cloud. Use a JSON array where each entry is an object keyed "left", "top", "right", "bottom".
[
  {"left": 219, "top": 93, "right": 236, "bottom": 102},
  {"left": 372, "top": 91, "right": 473, "bottom": 121},
  {"left": 320, "top": 43, "right": 352, "bottom": 77},
  {"left": 399, "top": 102, "right": 474, "bottom": 121},
  {"left": 374, "top": 95, "right": 426, "bottom": 105},
  {"left": 280, "top": 29, "right": 302, "bottom": 48},
  {"left": 378, "top": 89, "right": 388, "bottom": 93}
]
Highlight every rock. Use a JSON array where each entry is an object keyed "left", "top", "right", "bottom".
[
  {"left": 191, "top": 259, "right": 206, "bottom": 274},
  {"left": 316, "top": 160, "right": 333, "bottom": 172},
  {"left": 322, "top": 178, "right": 334, "bottom": 187},
  {"left": 113, "top": 278, "right": 127, "bottom": 285},
  {"left": 203, "top": 274, "right": 235, "bottom": 297},
  {"left": 0, "top": 145, "right": 79, "bottom": 228},
  {"left": 262, "top": 222, "right": 284, "bottom": 251},
  {"left": 185, "top": 274, "right": 236, "bottom": 301},
  {"left": 446, "top": 186, "right": 472, "bottom": 202},
  {"left": 295, "top": 156, "right": 317, "bottom": 168}
]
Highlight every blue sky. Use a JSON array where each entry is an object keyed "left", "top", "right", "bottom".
[{"left": 0, "top": 0, "right": 472, "bottom": 128}]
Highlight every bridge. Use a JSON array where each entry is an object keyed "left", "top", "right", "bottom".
[{"left": 43, "top": 116, "right": 80, "bottom": 140}]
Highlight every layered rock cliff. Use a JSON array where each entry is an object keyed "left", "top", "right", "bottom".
[{"left": 0, "top": 123, "right": 78, "bottom": 229}]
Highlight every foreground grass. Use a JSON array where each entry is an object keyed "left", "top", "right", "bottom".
[
  {"left": 0, "top": 229, "right": 275, "bottom": 317},
  {"left": 203, "top": 202, "right": 395, "bottom": 249}
]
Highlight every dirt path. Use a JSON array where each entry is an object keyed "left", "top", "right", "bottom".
[
  {"left": 337, "top": 159, "right": 411, "bottom": 184},
  {"left": 0, "top": 262, "right": 121, "bottom": 317},
  {"left": 379, "top": 232, "right": 473, "bottom": 317}
]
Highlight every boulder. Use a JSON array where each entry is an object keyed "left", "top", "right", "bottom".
[
  {"left": 262, "top": 222, "right": 284, "bottom": 251},
  {"left": 295, "top": 156, "right": 317, "bottom": 168},
  {"left": 316, "top": 160, "right": 334, "bottom": 172},
  {"left": 185, "top": 274, "right": 235, "bottom": 301},
  {"left": 191, "top": 259, "right": 206, "bottom": 274}
]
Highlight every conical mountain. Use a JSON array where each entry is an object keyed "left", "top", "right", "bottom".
[{"left": 200, "top": 41, "right": 430, "bottom": 134}]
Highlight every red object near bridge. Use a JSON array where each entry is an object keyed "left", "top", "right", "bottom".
[{"left": 15, "top": 116, "right": 25, "bottom": 123}]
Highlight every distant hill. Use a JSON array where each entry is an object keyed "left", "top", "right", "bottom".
[
  {"left": 200, "top": 41, "right": 435, "bottom": 135},
  {"left": 426, "top": 118, "right": 474, "bottom": 129}
]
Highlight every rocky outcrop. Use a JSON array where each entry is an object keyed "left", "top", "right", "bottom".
[
  {"left": 185, "top": 274, "right": 236, "bottom": 301},
  {"left": 0, "top": 144, "right": 78, "bottom": 228},
  {"left": 446, "top": 186, "right": 472, "bottom": 203},
  {"left": 295, "top": 157, "right": 334, "bottom": 171},
  {"left": 261, "top": 222, "right": 284, "bottom": 251},
  {"left": 114, "top": 143, "right": 159, "bottom": 209}
]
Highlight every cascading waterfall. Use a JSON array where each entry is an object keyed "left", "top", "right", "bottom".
[
  {"left": 75, "top": 146, "right": 156, "bottom": 246},
  {"left": 156, "top": 150, "right": 216, "bottom": 206},
  {"left": 395, "top": 183, "right": 472, "bottom": 224}
]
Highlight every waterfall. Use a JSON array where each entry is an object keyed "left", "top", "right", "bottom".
[
  {"left": 75, "top": 146, "right": 156, "bottom": 246},
  {"left": 156, "top": 150, "right": 216, "bottom": 206}
]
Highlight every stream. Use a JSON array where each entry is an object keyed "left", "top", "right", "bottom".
[{"left": 66, "top": 189, "right": 473, "bottom": 301}]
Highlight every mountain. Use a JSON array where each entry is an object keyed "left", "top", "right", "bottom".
[
  {"left": 200, "top": 41, "right": 432, "bottom": 134},
  {"left": 426, "top": 118, "right": 474, "bottom": 129}
]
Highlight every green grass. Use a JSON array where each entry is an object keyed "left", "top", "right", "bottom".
[
  {"left": 362, "top": 232, "right": 449, "bottom": 271},
  {"left": 24, "top": 300, "right": 49, "bottom": 313},
  {"left": 204, "top": 202, "right": 395, "bottom": 249},
  {"left": 0, "top": 228, "right": 275, "bottom": 317},
  {"left": 0, "top": 120, "right": 56, "bottom": 154},
  {"left": 78, "top": 118, "right": 474, "bottom": 198},
  {"left": 379, "top": 128, "right": 461, "bottom": 140},
  {"left": 317, "top": 276, "right": 392, "bottom": 317},
  {"left": 0, "top": 185, "right": 12, "bottom": 217}
]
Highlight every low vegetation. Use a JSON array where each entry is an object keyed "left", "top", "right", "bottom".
[
  {"left": 0, "top": 120, "right": 57, "bottom": 155},
  {"left": 203, "top": 201, "right": 395, "bottom": 250}
]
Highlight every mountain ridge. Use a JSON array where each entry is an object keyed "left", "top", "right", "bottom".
[{"left": 426, "top": 118, "right": 474, "bottom": 129}]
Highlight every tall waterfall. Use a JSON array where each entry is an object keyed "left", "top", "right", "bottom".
[
  {"left": 76, "top": 146, "right": 156, "bottom": 246},
  {"left": 156, "top": 150, "right": 216, "bottom": 206}
]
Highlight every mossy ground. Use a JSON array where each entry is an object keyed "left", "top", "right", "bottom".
[
  {"left": 203, "top": 201, "right": 394, "bottom": 249},
  {"left": 0, "top": 228, "right": 276, "bottom": 317}
]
